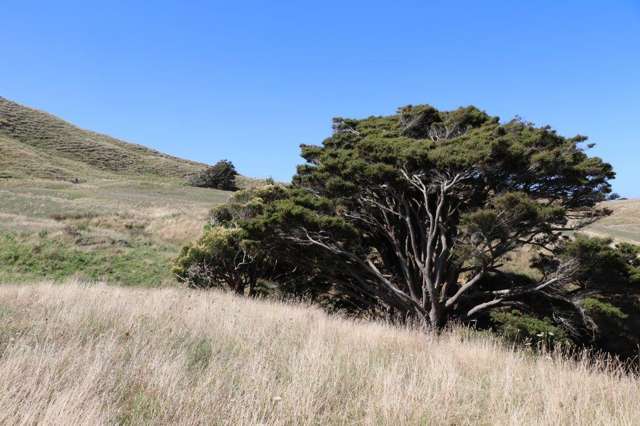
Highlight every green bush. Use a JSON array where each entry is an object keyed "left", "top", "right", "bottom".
[
  {"left": 490, "top": 310, "right": 571, "bottom": 348},
  {"left": 188, "top": 160, "right": 238, "bottom": 190},
  {"left": 173, "top": 226, "right": 249, "bottom": 290},
  {"left": 582, "top": 298, "right": 628, "bottom": 320}
]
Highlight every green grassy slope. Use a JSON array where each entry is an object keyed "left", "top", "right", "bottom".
[
  {"left": 0, "top": 96, "right": 237, "bottom": 285},
  {"left": 0, "top": 96, "right": 636, "bottom": 286},
  {"left": 0, "top": 177, "right": 232, "bottom": 286},
  {"left": 0, "top": 96, "right": 206, "bottom": 180}
]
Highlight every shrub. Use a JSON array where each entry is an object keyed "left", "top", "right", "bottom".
[
  {"left": 582, "top": 298, "right": 628, "bottom": 320},
  {"left": 188, "top": 160, "right": 238, "bottom": 190},
  {"left": 173, "top": 226, "right": 251, "bottom": 292},
  {"left": 490, "top": 310, "right": 571, "bottom": 348},
  {"left": 607, "top": 192, "right": 621, "bottom": 200}
]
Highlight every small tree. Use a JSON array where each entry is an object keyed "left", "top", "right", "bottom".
[
  {"left": 189, "top": 160, "right": 238, "bottom": 190},
  {"left": 175, "top": 185, "right": 336, "bottom": 300}
]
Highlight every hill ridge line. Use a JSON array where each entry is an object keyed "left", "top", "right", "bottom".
[{"left": 0, "top": 96, "right": 206, "bottom": 180}]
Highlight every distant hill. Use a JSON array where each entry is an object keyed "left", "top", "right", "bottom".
[
  {"left": 586, "top": 199, "right": 640, "bottom": 245},
  {"left": 0, "top": 96, "right": 206, "bottom": 180}
]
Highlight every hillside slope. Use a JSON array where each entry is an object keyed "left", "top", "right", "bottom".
[
  {"left": 0, "top": 178, "right": 231, "bottom": 285},
  {"left": 0, "top": 97, "right": 237, "bottom": 286},
  {"left": 0, "top": 96, "right": 636, "bottom": 288},
  {"left": 0, "top": 96, "right": 205, "bottom": 180},
  {"left": 0, "top": 282, "right": 637, "bottom": 425},
  {"left": 586, "top": 199, "right": 640, "bottom": 244}
]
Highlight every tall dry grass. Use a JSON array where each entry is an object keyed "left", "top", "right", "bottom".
[{"left": 0, "top": 282, "right": 637, "bottom": 425}]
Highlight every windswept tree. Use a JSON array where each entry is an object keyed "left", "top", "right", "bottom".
[
  {"left": 253, "top": 105, "right": 613, "bottom": 329},
  {"left": 179, "top": 104, "right": 616, "bottom": 334}
]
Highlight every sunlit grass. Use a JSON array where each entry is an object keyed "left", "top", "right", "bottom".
[{"left": 0, "top": 282, "right": 637, "bottom": 425}]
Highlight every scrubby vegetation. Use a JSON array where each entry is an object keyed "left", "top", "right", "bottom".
[
  {"left": 187, "top": 159, "right": 238, "bottom": 190},
  {"left": 0, "top": 282, "right": 638, "bottom": 425},
  {"left": 176, "top": 104, "right": 640, "bottom": 359}
]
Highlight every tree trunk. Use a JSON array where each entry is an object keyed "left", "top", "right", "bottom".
[
  {"left": 429, "top": 301, "right": 447, "bottom": 331},
  {"left": 233, "top": 280, "right": 245, "bottom": 295}
]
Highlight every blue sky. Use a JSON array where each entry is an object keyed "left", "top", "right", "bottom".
[{"left": 2, "top": 0, "right": 638, "bottom": 196}]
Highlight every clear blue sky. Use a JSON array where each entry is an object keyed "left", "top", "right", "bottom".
[{"left": 2, "top": 1, "right": 638, "bottom": 197}]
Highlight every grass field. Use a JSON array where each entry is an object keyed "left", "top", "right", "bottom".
[
  {"left": 585, "top": 199, "right": 640, "bottom": 244},
  {"left": 0, "top": 96, "right": 243, "bottom": 285},
  {"left": 0, "top": 177, "right": 231, "bottom": 285},
  {"left": 0, "top": 281, "right": 637, "bottom": 425}
]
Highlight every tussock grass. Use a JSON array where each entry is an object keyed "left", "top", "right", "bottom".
[{"left": 0, "top": 282, "right": 637, "bottom": 425}]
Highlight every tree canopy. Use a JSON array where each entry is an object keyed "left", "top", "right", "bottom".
[{"left": 176, "top": 104, "right": 640, "bottom": 356}]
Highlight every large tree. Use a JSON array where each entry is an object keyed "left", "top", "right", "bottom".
[
  {"left": 178, "top": 104, "right": 616, "bottom": 334},
  {"left": 249, "top": 105, "right": 614, "bottom": 329}
]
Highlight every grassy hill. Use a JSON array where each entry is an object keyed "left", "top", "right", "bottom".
[
  {"left": 0, "top": 96, "right": 637, "bottom": 287},
  {"left": 585, "top": 199, "right": 640, "bottom": 244},
  {"left": 0, "top": 281, "right": 637, "bottom": 425},
  {"left": 0, "top": 177, "right": 231, "bottom": 285},
  {"left": 0, "top": 97, "right": 238, "bottom": 285},
  {"left": 0, "top": 96, "right": 206, "bottom": 180}
]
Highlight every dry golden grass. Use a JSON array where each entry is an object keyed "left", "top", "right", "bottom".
[
  {"left": 586, "top": 199, "right": 640, "bottom": 244},
  {"left": 0, "top": 282, "right": 638, "bottom": 425},
  {"left": 0, "top": 96, "right": 205, "bottom": 180}
]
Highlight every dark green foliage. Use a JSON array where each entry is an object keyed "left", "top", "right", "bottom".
[
  {"left": 179, "top": 104, "right": 640, "bottom": 357},
  {"left": 552, "top": 237, "right": 640, "bottom": 357},
  {"left": 490, "top": 310, "right": 571, "bottom": 348},
  {"left": 289, "top": 104, "right": 614, "bottom": 328},
  {"left": 188, "top": 160, "right": 238, "bottom": 190},
  {"left": 174, "top": 185, "right": 275, "bottom": 291},
  {"left": 582, "top": 298, "right": 628, "bottom": 320},
  {"left": 608, "top": 193, "right": 621, "bottom": 200},
  {"left": 174, "top": 226, "right": 251, "bottom": 291},
  {"left": 175, "top": 185, "right": 363, "bottom": 307},
  {"left": 559, "top": 235, "right": 640, "bottom": 289},
  {"left": 579, "top": 293, "right": 640, "bottom": 359}
]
